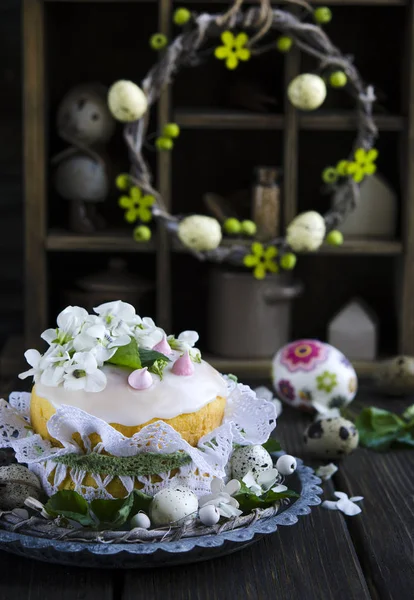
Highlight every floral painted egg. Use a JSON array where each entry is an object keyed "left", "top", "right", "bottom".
[{"left": 272, "top": 339, "right": 357, "bottom": 413}]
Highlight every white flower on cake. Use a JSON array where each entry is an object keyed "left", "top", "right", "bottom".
[
  {"left": 93, "top": 300, "right": 138, "bottom": 333},
  {"left": 242, "top": 469, "right": 287, "bottom": 497},
  {"left": 134, "top": 316, "right": 165, "bottom": 349},
  {"left": 41, "top": 306, "right": 88, "bottom": 346},
  {"left": 19, "top": 344, "right": 71, "bottom": 386},
  {"left": 168, "top": 330, "right": 201, "bottom": 362},
  {"left": 73, "top": 315, "right": 130, "bottom": 364},
  {"left": 62, "top": 351, "right": 107, "bottom": 392},
  {"left": 198, "top": 477, "right": 242, "bottom": 518}
]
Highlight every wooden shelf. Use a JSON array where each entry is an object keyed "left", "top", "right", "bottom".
[
  {"left": 206, "top": 355, "right": 381, "bottom": 379},
  {"left": 175, "top": 109, "right": 285, "bottom": 130},
  {"left": 46, "top": 229, "right": 156, "bottom": 252},
  {"left": 300, "top": 113, "right": 405, "bottom": 131},
  {"left": 316, "top": 239, "right": 403, "bottom": 255}
]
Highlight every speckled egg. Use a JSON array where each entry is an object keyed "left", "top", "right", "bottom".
[
  {"left": 149, "top": 486, "right": 198, "bottom": 526},
  {"left": 272, "top": 339, "right": 357, "bottom": 413},
  {"left": 231, "top": 445, "right": 273, "bottom": 479},
  {"left": 303, "top": 417, "right": 359, "bottom": 459},
  {"left": 374, "top": 356, "right": 414, "bottom": 396},
  {"left": 0, "top": 465, "right": 42, "bottom": 511}
]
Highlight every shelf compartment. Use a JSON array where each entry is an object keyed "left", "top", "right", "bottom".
[
  {"left": 46, "top": 229, "right": 156, "bottom": 252},
  {"left": 300, "top": 113, "right": 405, "bottom": 132},
  {"left": 175, "top": 109, "right": 285, "bottom": 130}
]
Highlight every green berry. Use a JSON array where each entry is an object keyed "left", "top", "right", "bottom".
[
  {"left": 224, "top": 218, "right": 242, "bottom": 235},
  {"left": 134, "top": 225, "right": 152, "bottom": 243},
  {"left": 115, "top": 174, "right": 130, "bottom": 191},
  {"left": 241, "top": 220, "right": 257, "bottom": 237},
  {"left": 156, "top": 136, "right": 174, "bottom": 151},
  {"left": 329, "top": 71, "right": 347, "bottom": 88},
  {"left": 163, "top": 123, "right": 180, "bottom": 138},
  {"left": 336, "top": 160, "right": 350, "bottom": 176},
  {"left": 173, "top": 8, "right": 191, "bottom": 26},
  {"left": 326, "top": 230, "right": 344, "bottom": 246},
  {"left": 150, "top": 33, "right": 168, "bottom": 50},
  {"left": 314, "top": 7, "right": 332, "bottom": 24},
  {"left": 276, "top": 36, "right": 293, "bottom": 53},
  {"left": 280, "top": 253, "right": 297, "bottom": 270},
  {"left": 322, "top": 167, "right": 338, "bottom": 184}
]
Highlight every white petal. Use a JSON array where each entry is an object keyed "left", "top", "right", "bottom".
[
  {"left": 116, "top": 303, "right": 137, "bottom": 322},
  {"left": 142, "top": 316, "right": 156, "bottom": 329},
  {"left": 18, "top": 367, "right": 36, "bottom": 380},
  {"left": 350, "top": 496, "right": 363, "bottom": 503},
  {"left": 41, "top": 329, "right": 58, "bottom": 344},
  {"left": 218, "top": 503, "right": 243, "bottom": 518},
  {"left": 227, "top": 497, "right": 240, "bottom": 508},
  {"left": 40, "top": 366, "right": 65, "bottom": 387},
  {"left": 73, "top": 332, "right": 95, "bottom": 351},
  {"left": 242, "top": 471, "right": 257, "bottom": 488},
  {"left": 334, "top": 491, "right": 349, "bottom": 500},
  {"left": 211, "top": 477, "right": 225, "bottom": 494},
  {"left": 224, "top": 479, "right": 241, "bottom": 496},
  {"left": 63, "top": 375, "right": 86, "bottom": 391},
  {"left": 337, "top": 499, "right": 362, "bottom": 516},
  {"left": 315, "top": 463, "right": 338, "bottom": 481},
  {"left": 257, "top": 468, "right": 279, "bottom": 487},
  {"left": 272, "top": 399, "right": 283, "bottom": 417},
  {"left": 198, "top": 496, "right": 221, "bottom": 508},
  {"left": 271, "top": 484, "right": 288, "bottom": 493},
  {"left": 84, "top": 369, "right": 107, "bottom": 392},
  {"left": 73, "top": 351, "right": 98, "bottom": 372},
  {"left": 93, "top": 301, "right": 120, "bottom": 315},
  {"left": 109, "top": 334, "right": 131, "bottom": 348},
  {"left": 24, "top": 349, "right": 42, "bottom": 368},
  {"left": 254, "top": 386, "right": 274, "bottom": 402},
  {"left": 178, "top": 330, "right": 199, "bottom": 347},
  {"left": 85, "top": 323, "right": 107, "bottom": 339},
  {"left": 321, "top": 500, "right": 339, "bottom": 511},
  {"left": 57, "top": 306, "right": 88, "bottom": 332}
]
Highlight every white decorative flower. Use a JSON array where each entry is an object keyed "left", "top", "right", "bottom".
[
  {"left": 41, "top": 306, "right": 88, "bottom": 346},
  {"left": 168, "top": 330, "right": 201, "bottom": 361},
  {"left": 322, "top": 491, "right": 363, "bottom": 516},
  {"left": 242, "top": 468, "right": 286, "bottom": 496},
  {"left": 93, "top": 301, "right": 138, "bottom": 337},
  {"left": 135, "top": 316, "right": 165, "bottom": 349},
  {"left": 63, "top": 351, "right": 107, "bottom": 392},
  {"left": 18, "top": 349, "right": 44, "bottom": 382},
  {"left": 254, "top": 386, "right": 283, "bottom": 417},
  {"left": 315, "top": 463, "right": 338, "bottom": 481},
  {"left": 198, "top": 477, "right": 242, "bottom": 518},
  {"left": 19, "top": 344, "right": 71, "bottom": 385},
  {"left": 73, "top": 315, "right": 130, "bottom": 364}
]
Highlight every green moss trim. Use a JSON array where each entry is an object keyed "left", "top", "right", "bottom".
[{"left": 53, "top": 451, "right": 192, "bottom": 477}]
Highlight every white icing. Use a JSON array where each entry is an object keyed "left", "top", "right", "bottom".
[{"left": 34, "top": 355, "right": 228, "bottom": 426}]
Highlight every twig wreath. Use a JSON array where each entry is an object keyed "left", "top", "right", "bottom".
[{"left": 107, "top": 0, "right": 379, "bottom": 279}]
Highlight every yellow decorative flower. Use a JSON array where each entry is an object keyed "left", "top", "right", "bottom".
[
  {"left": 214, "top": 31, "right": 251, "bottom": 70},
  {"left": 118, "top": 187, "right": 155, "bottom": 224},
  {"left": 347, "top": 148, "right": 378, "bottom": 183},
  {"left": 243, "top": 243, "right": 278, "bottom": 280}
]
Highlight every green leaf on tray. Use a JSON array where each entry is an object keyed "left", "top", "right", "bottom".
[
  {"left": 53, "top": 451, "right": 192, "bottom": 477},
  {"left": 262, "top": 438, "right": 282, "bottom": 453},
  {"left": 234, "top": 482, "right": 299, "bottom": 512},
  {"left": 355, "top": 406, "right": 414, "bottom": 451},
  {"left": 107, "top": 338, "right": 141, "bottom": 370},
  {"left": 90, "top": 493, "right": 135, "bottom": 529},
  {"left": 45, "top": 490, "right": 95, "bottom": 526}
]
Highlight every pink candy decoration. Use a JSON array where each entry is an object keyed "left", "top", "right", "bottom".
[
  {"left": 128, "top": 367, "right": 153, "bottom": 390},
  {"left": 171, "top": 351, "right": 194, "bottom": 376},
  {"left": 153, "top": 336, "right": 172, "bottom": 356}
]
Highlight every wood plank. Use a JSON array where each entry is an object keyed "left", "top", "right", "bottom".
[
  {"left": 300, "top": 113, "right": 404, "bottom": 132},
  {"left": 23, "top": 0, "right": 47, "bottom": 348},
  {"left": 46, "top": 229, "right": 156, "bottom": 252},
  {"left": 283, "top": 45, "right": 300, "bottom": 228},
  {"left": 400, "top": 0, "right": 414, "bottom": 354},
  {"left": 122, "top": 402, "right": 370, "bottom": 600},
  {"left": 335, "top": 390, "right": 414, "bottom": 599},
  {"left": 175, "top": 109, "right": 285, "bottom": 130},
  {"left": 0, "top": 551, "right": 115, "bottom": 600},
  {"left": 156, "top": 0, "right": 172, "bottom": 332}
]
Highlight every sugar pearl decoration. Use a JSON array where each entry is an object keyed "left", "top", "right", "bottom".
[
  {"left": 288, "top": 73, "right": 327, "bottom": 111},
  {"left": 172, "top": 351, "right": 194, "bottom": 376},
  {"left": 178, "top": 215, "right": 222, "bottom": 252},
  {"left": 150, "top": 486, "right": 198, "bottom": 526},
  {"left": 153, "top": 336, "right": 172, "bottom": 356},
  {"left": 0, "top": 465, "right": 42, "bottom": 511},
  {"left": 130, "top": 512, "right": 151, "bottom": 530},
  {"left": 108, "top": 80, "right": 148, "bottom": 123},
  {"left": 128, "top": 367, "right": 153, "bottom": 390},
  {"left": 199, "top": 504, "right": 220, "bottom": 526},
  {"left": 276, "top": 455, "right": 297, "bottom": 476},
  {"left": 286, "top": 211, "right": 326, "bottom": 252}
]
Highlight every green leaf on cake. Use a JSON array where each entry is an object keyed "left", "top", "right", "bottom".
[
  {"left": 262, "top": 438, "right": 282, "bottom": 453},
  {"left": 139, "top": 348, "right": 170, "bottom": 369},
  {"left": 234, "top": 482, "right": 299, "bottom": 512},
  {"left": 53, "top": 451, "right": 192, "bottom": 477},
  {"left": 44, "top": 490, "right": 95, "bottom": 526},
  {"left": 107, "top": 338, "right": 142, "bottom": 369}
]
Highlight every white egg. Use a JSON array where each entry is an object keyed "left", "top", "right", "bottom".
[
  {"left": 0, "top": 465, "right": 42, "bottom": 511},
  {"left": 231, "top": 445, "right": 273, "bottom": 479},
  {"left": 199, "top": 504, "right": 220, "bottom": 526},
  {"left": 272, "top": 339, "right": 357, "bottom": 413},
  {"left": 149, "top": 486, "right": 198, "bottom": 527},
  {"left": 286, "top": 211, "right": 326, "bottom": 253},
  {"left": 288, "top": 74, "right": 327, "bottom": 111},
  {"left": 304, "top": 417, "right": 359, "bottom": 459},
  {"left": 108, "top": 80, "right": 148, "bottom": 122},
  {"left": 178, "top": 215, "right": 222, "bottom": 252},
  {"left": 130, "top": 512, "right": 151, "bottom": 530},
  {"left": 276, "top": 455, "right": 297, "bottom": 476}
]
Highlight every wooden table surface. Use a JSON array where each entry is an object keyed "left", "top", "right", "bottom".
[{"left": 0, "top": 383, "right": 413, "bottom": 600}]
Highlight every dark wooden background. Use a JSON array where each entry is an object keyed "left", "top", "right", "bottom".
[{"left": 0, "top": 0, "right": 22, "bottom": 346}]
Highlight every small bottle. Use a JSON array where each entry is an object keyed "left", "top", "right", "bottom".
[{"left": 251, "top": 167, "right": 281, "bottom": 242}]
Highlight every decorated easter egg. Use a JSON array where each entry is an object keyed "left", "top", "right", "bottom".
[
  {"left": 272, "top": 339, "right": 357, "bottom": 413},
  {"left": 303, "top": 417, "right": 359, "bottom": 458}
]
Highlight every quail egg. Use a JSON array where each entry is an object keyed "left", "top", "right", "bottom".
[
  {"left": 231, "top": 445, "right": 273, "bottom": 479},
  {"left": 303, "top": 417, "right": 359, "bottom": 459}
]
